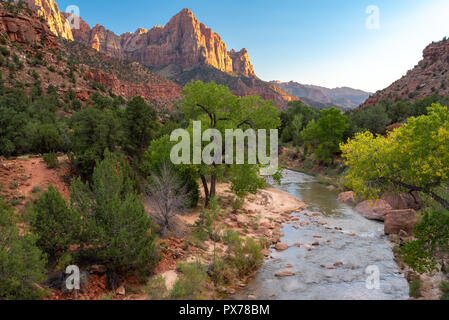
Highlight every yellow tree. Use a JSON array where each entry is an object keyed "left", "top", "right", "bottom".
[{"left": 341, "top": 103, "right": 449, "bottom": 211}]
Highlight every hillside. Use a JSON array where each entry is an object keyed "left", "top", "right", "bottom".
[
  {"left": 25, "top": 0, "right": 297, "bottom": 109},
  {"left": 273, "top": 81, "right": 371, "bottom": 110},
  {"left": 362, "top": 38, "right": 449, "bottom": 108}
]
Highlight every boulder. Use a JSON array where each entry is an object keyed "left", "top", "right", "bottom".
[
  {"left": 337, "top": 191, "right": 356, "bottom": 204},
  {"left": 384, "top": 209, "right": 418, "bottom": 235},
  {"left": 355, "top": 200, "right": 392, "bottom": 221},
  {"left": 274, "top": 243, "right": 289, "bottom": 251},
  {"left": 381, "top": 192, "right": 422, "bottom": 210},
  {"left": 88, "top": 265, "right": 107, "bottom": 275}
]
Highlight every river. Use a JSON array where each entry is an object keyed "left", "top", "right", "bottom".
[{"left": 233, "top": 170, "right": 410, "bottom": 300}]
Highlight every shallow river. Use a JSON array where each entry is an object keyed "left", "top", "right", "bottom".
[{"left": 233, "top": 170, "right": 409, "bottom": 300}]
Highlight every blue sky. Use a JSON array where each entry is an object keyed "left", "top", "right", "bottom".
[{"left": 57, "top": 0, "right": 449, "bottom": 92}]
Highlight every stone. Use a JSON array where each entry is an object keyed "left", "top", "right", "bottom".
[
  {"left": 381, "top": 192, "right": 422, "bottom": 210},
  {"left": 116, "top": 285, "right": 126, "bottom": 296},
  {"left": 355, "top": 200, "right": 393, "bottom": 221},
  {"left": 248, "top": 295, "right": 257, "bottom": 300},
  {"left": 312, "top": 212, "right": 323, "bottom": 217},
  {"left": 337, "top": 191, "right": 356, "bottom": 204},
  {"left": 284, "top": 264, "right": 294, "bottom": 268},
  {"left": 334, "top": 261, "right": 343, "bottom": 267},
  {"left": 312, "top": 242, "right": 320, "bottom": 246},
  {"left": 300, "top": 221, "right": 309, "bottom": 227},
  {"left": 303, "top": 244, "right": 313, "bottom": 251},
  {"left": 384, "top": 209, "right": 418, "bottom": 235},
  {"left": 275, "top": 270, "right": 295, "bottom": 277},
  {"left": 274, "top": 243, "right": 289, "bottom": 251},
  {"left": 261, "top": 249, "right": 272, "bottom": 257},
  {"left": 293, "top": 243, "right": 301, "bottom": 248}
]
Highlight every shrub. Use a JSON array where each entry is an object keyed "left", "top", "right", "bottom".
[
  {"left": 43, "top": 152, "right": 58, "bottom": 169},
  {"left": 145, "top": 276, "right": 168, "bottom": 300},
  {"left": 0, "top": 199, "right": 47, "bottom": 300},
  {"left": 409, "top": 279, "right": 422, "bottom": 298},
  {"left": 440, "top": 281, "right": 449, "bottom": 300},
  {"left": 170, "top": 262, "right": 207, "bottom": 300},
  {"left": 28, "top": 186, "right": 79, "bottom": 259},
  {"left": 71, "top": 150, "right": 158, "bottom": 274}
]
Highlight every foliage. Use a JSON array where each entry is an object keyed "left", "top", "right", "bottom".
[
  {"left": 341, "top": 104, "right": 449, "bottom": 210},
  {"left": 43, "top": 152, "right": 58, "bottom": 169},
  {"left": 123, "top": 96, "right": 159, "bottom": 156},
  {"left": 409, "top": 279, "right": 422, "bottom": 298},
  {"left": 280, "top": 100, "right": 320, "bottom": 145},
  {"left": 440, "top": 281, "right": 449, "bottom": 300},
  {"left": 0, "top": 199, "right": 47, "bottom": 300},
  {"left": 70, "top": 107, "right": 123, "bottom": 178},
  {"left": 70, "top": 150, "right": 157, "bottom": 274},
  {"left": 142, "top": 135, "right": 199, "bottom": 208},
  {"left": 181, "top": 81, "right": 281, "bottom": 205},
  {"left": 302, "top": 107, "right": 349, "bottom": 164},
  {"left": 27, "top": 186, "right": 79, "bottom": 259},
  {"left": 170, "top": 262, "right": 208, "bottom": 300},
  {"left": 401, "top": 209, "right": 449, "bottom": 274}
]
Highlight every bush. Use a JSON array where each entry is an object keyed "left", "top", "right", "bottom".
[
  {"left": 440, "top": 281, "right": 449, "bottom": 300},
  {"left": 43, "top": 152, "right": 58, "bottom": 168},
  {"left": 409, "top": 279, "right": 422, "bottom": 298},
  {"left": 28, "top": 186, "right": 79, "bottom": 259},
  {"left": 71, "top": 150, "right": 158, "bottom": 274},
  {"left": 170, "top": 262, "right": 207, "bottom": 300},
  {"left": 0, "top": 199, "right": 47, "bottom": 300}
]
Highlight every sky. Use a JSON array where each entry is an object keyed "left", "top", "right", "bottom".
[{"left": 56, "top": 0, "right": 449, "bottom": 93}]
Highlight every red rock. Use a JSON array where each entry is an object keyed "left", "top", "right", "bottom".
[
  {"left": 384, "top": 209, "right": 418, "bottom": 236},
  {"left": 355, "top": 200, "right": 392, "bottom": 221},
  {"left": 337, "top": 191, "right": 356, "bottom": 204},
  {"left": 275, "top": 270, "right": 295, "bottom": 277}
]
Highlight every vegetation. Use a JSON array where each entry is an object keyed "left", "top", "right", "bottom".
[{"left": 0, "top": 199, "right": 47, "bottom": 300}]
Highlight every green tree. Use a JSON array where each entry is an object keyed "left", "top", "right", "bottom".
[
  {"left": 70, "top": 107, "right": 123, "bottom": 178},
  {"left": 302, "top": 107, "right": 349, "bottom": 164},
  {"left": 0, "top": 199, "right": 47, "bottom": 300},
  {"left": 70, "top": 150, "right": 157, "bottom": 274},
  {"left": 27, "top": 186, "right": 79, "bottom": 259},
  {"left": 180, "top": 81, "right": 281, "bottom": 206},
  {"left": 123, "top": 96, "right": 159, "bottom": 156}
]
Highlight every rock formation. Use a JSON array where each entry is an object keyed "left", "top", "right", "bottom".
[
  {"left": 362, "top": 39, "right": 449, "bottom": 108},
  {"left": 23, "top": 0, "right": 73, "bottom": 40},
  {"left": 0, "top": 4, "right": 57, "bottom": 49}
]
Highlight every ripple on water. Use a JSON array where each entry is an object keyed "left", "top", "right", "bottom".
[{"left": 232, "top": 170, "right": 409, "bottom": 300}]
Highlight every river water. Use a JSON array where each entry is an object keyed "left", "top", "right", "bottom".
[{"left": 233, "top": 170, "right": 410, "bottom": 300}]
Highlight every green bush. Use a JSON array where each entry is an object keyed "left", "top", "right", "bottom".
[
  {"left": 170, "top": 262, "right": 207, "bottom": 300},
  {"left": 0, "top": 199, "right": 47, "bottom": 300},
  {"left": 43, "top": 152, "right": 58, "bottom": 169},
  {"left": 71, "top": 150, "right": 158, "bottom": 274},
  {"left": 440, "top": 281, "right": 449, "bottom": 300},
  {"left": 27, "top": 186, "right": 79, "bottom": 260},
  {"left": 409, "top": 279, "right": 422, "bottom": 298}
]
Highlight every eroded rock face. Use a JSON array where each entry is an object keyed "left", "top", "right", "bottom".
[
  {"left": 23, "top": 0, "right": 73, "bottom": 40},
  {"left": 384, "top": 209, "right": 418, "bottom": 235},
  {"left": 0, "top": 7, "right": 57, "bottom": 49},
  {"left": 61, "top": 7, "right": 256, "bottom": 78},
  {"left": 361, "top": 39, "right": 449, "bottom": 108},
  {"left": 355, "top": 200, "right": 393, "bottom": 221}
]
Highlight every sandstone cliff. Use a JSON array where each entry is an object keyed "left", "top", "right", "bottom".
[
  {"left": 23, "top": 0, "right": 73, "bottom": 40},
  {"left": 361, "top": 39, "right": 449, "bottom": 108},
  {"left": 0, "top": 4, "right": 57, "bottom": 49}
]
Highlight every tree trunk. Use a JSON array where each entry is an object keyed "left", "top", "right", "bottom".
[
  {"left": 201, "top": 175, "right": 210, "bottom": 207},
  {"left": 210, "top": 174, "right": 216, "bottom": 200}
]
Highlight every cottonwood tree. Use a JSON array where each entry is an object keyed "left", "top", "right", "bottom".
[
  {"left": 341, "top": 103, "right": 449, "bottom": 211},
  {"left": 146, "top": 164, "right": 190, "bottom": 236},
  {"left": 179, "top": 81, "right": 281, "bottom": 206}
]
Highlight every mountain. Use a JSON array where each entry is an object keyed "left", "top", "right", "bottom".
[
  {"left": 0, "top": 1, "right": 181, "bottom": 110},
  {"left": 362, "top": 39, "right": 449, "bottom": 108},
  {"left": 272, "top": 81, "right": 371, "bottom": 110},
  {"left": 23, "top": 0, "right": 73, "bottom": 40},
  {"left": 25, "top": 0, "right": 296, "bottom": 109}
]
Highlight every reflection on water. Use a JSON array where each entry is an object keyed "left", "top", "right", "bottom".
[{"left": 233, "top": 170, "right": 409, "bottom": 300}]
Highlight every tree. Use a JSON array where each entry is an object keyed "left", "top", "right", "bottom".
[
  {"left": 302, "top": 107, "right": 348, "bottom": 164},
  {"left": 141, "top": 135, "right": 199, "bottom": 208},
  {"left": 0, "top": 199, "right": 47, "bottom": 300},
  {"left": 27, "top": 186, "right": 80, "bottom": 259},
  {"left": 341, "top": 103, "right": 449, "bottom": 210},
  {"left": 348, "top": 103, "right": 391, "bottom": 135},
  {"left": 146, "top": 164, "right": 190, "bottom": 236},
  {"left": 70, "top": 150, "right": 157, "bottom": 274},
  {"left": 123, "top": 96, "right": 159, "bottom": 156},
  {"left": 180, "top": 81, "right": 281, "bottom": 206},
  {"left": 70, "top": 107, "right": 123, "bottom": 178},
  {"left": 280, "top": 101, "right": 320, "bottom": 145}
]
